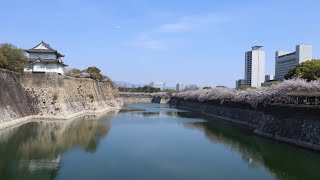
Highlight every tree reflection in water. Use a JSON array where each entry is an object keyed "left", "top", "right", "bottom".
[
  {"left": 177, "top": 111, "right": 320, "bottom": 180},
  {"left": 0, "top": 110, "right": 118, "bottom": 180},
  {"left": 1, "top": 104, "right": 320, "bottom": 180}
]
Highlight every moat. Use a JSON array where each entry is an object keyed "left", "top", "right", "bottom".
[{"left": 1, "top": 103, "right": 320, "bottom": 180}]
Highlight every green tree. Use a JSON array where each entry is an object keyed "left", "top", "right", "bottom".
[
  {"left": 85, "top": 66, "right": 103, "bottom": 80},
  {"left": 266, "top": 81, "right": 280, "bottom": 87},
  {"left": 118, "top": 86, "right": 161, "bottom": 93},
  {"left": 71, "top": 68, "right": 81, "bottom": 74},
  {"left": 85, "top": 66, "right": 101, "bottom": 74},
  {"left": 203, "top": 86, "right": 212, "bottom": 90},
  {"left": 0, "top": 49, "right": 8, "bottom": 68},
  {"left": 285, "top": 59, "right": 320, "bottom": 81},
  {"left": 0, "top": 43, "right": 28, "bottom": 72},
  {"left": 165, "top": 89, "right": 176, "bottom": 93},
  {"left": 236, "top": 86, "right": 256, "bottom": 90},
  {"left": 142, "top": 86, "right": 149, "bottom": 92},
  {"left": 90, "top": 73, "right": 103, "bottom": 80}
]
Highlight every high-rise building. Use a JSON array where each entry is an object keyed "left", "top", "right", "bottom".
[
  {"left": 235, "top": 79, "right": 246, "bottom": 89},
  {"left": 150, "top": 81, "right": 165, "bottom": 90},
  {"left": 275, "top": 45, "right": 312, "bottom": 81},
  {"left": 176, "top": 83, "right": 185, "bottom": 92},
  {"left": 245, "top": 46, "right": 265, "bottom": 88},
  {"left": 261, "top": 74, "right": 276, "bottom": 87},
  {"left": 265, "top": 74, "right": 274, "bottom": 82}
]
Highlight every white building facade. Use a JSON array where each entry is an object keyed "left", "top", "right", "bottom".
[
  {"left": 176, "top": 83, "right": 185, "bottom": 92},
  {"left": 24, "top": 41, "right": 68, "bottom": 75},
  {"left": 245, "top": 46, "right": 265, "bottom": 88},
  {"left": 275, "top": 45, "right": 312, "bottom": 81},
  {"left": 150, "top": 81, "right": 165, "bottom": 90}
]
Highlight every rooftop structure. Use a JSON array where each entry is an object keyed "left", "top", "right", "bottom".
[
  {"left": 24, "top": 41, "right": 68, "bottom": 75},
  {"left": 275, "top": 45, "right": 312, "bottom": 81}
]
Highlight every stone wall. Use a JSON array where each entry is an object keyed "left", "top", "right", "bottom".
[
  {"left": 21, "top": 72, "right": 122, "bottom": 118},
  {"left": 151, "top": 96, "right": 170, "bottom": 104},
  {"left": 120, "top": 93, "right": 170, "bottom": 104},
  {"left": 0, "top": 69, "right": 122, "bottom": 129},
  {"left": 0, "top": 69, "right": 35, "bottom": 124},
  {"left": 170, "top": 98, "right": 320, "bottom": 151},
  {"left": 120, "top": 96, "right": 153, "bottom": 104}
]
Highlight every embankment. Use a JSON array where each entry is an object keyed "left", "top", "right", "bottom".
[
  {"left": 0, "top": 69, "right": 122, "bottom": 129},
  {"left": 170, "top": 98, "right": 320, "bottom": 151},
  {"left": 119, "top": 92, "right": 170, "bottom": 104}
]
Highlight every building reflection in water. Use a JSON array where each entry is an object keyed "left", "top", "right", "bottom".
[{"left": 0, "top": 110, "right": 118, "bottom": 179}]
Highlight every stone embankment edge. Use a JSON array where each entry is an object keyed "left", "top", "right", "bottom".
[
  {"left": 174, "top": 103, "right": 320, "bottom": 152},
  {"left": 0, "top": 106, "right": 122, "bottom": 130},
  {"left": 254, "top": 130, "right": 320, "bottom": 152},
  {"left": 178, "top": 105, "right": 257, "bottom": 129}
]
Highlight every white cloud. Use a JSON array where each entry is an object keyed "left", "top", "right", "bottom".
[
  {"left": 125, "top": 32, "right": 163, "bottom": 50},
  {"left": 125, "top": 13, "right": 229, "bottom": 50},
  {"left": 157, "top": 14, "right": 228, "bottom": 32}
]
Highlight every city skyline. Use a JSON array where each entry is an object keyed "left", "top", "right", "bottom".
[{"left": 0, "top": 0, "right": 319, "bottom": 87}]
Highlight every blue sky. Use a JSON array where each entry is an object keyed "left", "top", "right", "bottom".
[{"left": 1, "top": 0, "right": 319, "bottom": 87}]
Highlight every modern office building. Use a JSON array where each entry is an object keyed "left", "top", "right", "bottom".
[
  {"left": 275, "top": 45, "right": 312, "bottom": 81},
  {"left": 235, "top": 79, "right": 246, "bottom": 88},
  {"left": 244, "top": 46, "right": 265, "bottom": 88},
  {"left": 150, "top": 81, "right": 165, "bottom": 90},
  {"left": 176, "top": 83, "right": 185, "bottom": 92},
  {"left": 265, "top": 74, "right": 274, "bottom": 82},
  {"left": 261, "top": 74, "right": 277, "bottom": 87}
]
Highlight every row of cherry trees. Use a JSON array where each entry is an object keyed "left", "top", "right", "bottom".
[{"left": 174, "top": 78, "right": 320, "bottom": 108}]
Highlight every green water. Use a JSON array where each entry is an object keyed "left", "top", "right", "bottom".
[{"left": 1, "top": 103, "right": 320, "bottom": 180}]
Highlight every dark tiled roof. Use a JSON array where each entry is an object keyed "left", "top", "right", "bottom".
[
  {"left": 25, "top": 41, "right": 65, "bottom": 57},
  {"left": 33, "top": 41, "right": 55, "bottom": 50},
  {"left": 29, "top": 58, "right": 68, "bottom": 66}
]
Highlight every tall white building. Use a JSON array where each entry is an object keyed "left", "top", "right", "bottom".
[
  {"left": 245, "top": 46, "right": 265, "bottom": 88},
  {"left": 275, "top": 45, "right": 312, "bottom": 81},
  {"left": 176, "top": 83, "right": 185, "bottom": 92},
  {"left": 24, "top": 41, "right": 68, "bottom": 75},
  {"left": 150, "top": 81, "right": 165, "bottom": 90}
]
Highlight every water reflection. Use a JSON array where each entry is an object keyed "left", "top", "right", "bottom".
[
  {"left": 1, "top": 104, "right": 320, "bottom": 180},
  {"left": 178, "top": 113, "right": 320, "bottom": 180},
  {"left": 139, "top": 111, "right": 180, "bottom": 117},
  {"left": 120, "top": 104, "right": 320, "bottom": 180},
  {"left": 0, "top": 111, "right": 118, "bottom": 180}
]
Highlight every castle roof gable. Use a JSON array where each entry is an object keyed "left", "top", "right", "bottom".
[{"left": 25, "top": 41, "right": 65, "bottom": 57}]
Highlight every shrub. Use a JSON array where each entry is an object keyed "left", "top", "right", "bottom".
[
  {"left": 0, "top": 43, "right": 28, "bottom": 72},
  {"left": 285, "top": 59, "right": 320, "bottom": 81}
]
